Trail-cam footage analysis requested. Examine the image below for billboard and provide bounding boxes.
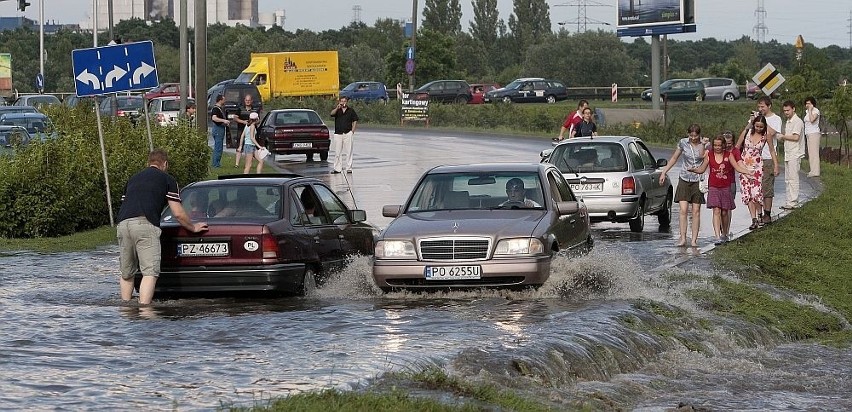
[616,0,694,29]
[0,53,11,92]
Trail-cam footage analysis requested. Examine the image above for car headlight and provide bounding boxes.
[494,238,544,256]
[375,240,416,259]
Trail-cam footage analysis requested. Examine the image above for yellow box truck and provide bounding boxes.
[236,51,339,102]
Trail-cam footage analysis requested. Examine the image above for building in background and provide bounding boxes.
[79,0,264,29]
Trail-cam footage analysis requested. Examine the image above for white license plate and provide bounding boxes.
[292,142,312,148]
[424,266,481,280]
[177,242,229,257]
[570,183,603,192]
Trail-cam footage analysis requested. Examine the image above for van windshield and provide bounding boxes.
[235,73,254,83]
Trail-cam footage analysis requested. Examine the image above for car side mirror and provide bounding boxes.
[656,159,667,168]
[556,201,580,215]
[349,209,367,223]
[540,148,553,159]
[382,205,402,218]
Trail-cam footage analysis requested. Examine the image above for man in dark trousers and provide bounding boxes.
[330,96,359,174]
[116,149,207,304]
[210,95,230,168]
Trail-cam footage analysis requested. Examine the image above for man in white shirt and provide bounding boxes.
[757,97,781,225]
[779,100,805,209]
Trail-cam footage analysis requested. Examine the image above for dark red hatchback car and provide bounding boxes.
[135,174,377,296]
[258,109,330,162]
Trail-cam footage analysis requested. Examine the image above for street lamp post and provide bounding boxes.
[38,0,43,92]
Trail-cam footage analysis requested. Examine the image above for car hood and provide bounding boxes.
[380,210,545,240]
[486,87,517,96]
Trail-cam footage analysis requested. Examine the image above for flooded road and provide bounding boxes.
[1,129,846,410]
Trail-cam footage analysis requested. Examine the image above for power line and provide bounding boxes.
[554,0,612,33]
[753,0,768,43]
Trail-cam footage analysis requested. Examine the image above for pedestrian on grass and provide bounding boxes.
[116,149,207,305]
[803,97,821,177]
[238,112,264,174]
[234,95,262,147]
[738,115,778,230]
[330,96,359,174]
[778,100,805,209]
[209,95,229,168]
[659,123,706,247]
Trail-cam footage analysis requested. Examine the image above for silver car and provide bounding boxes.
[372,163,592,292]
[541,136,672,232]
[148,96,195,126]
[698,77,740,101]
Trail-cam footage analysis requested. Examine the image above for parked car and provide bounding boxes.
[372,162,592,292]
[12,94,61,109]
[468,83,501,104]
[413,80,472,103]
[339,81,388,103]
[99,95,146,122]
[63,95,105,109]
[0,105,38,116]
[483,78,568,104]
[641,79,705,102]
[148,96,195,126]
[135,174,376,295]
[258,109,330,162]
[144,82,195,100]
[698,77,740,101]
[541,136,672,232]
[745,81,782,100]
[206,78,235,100]
[0,112,56,140]
[0,125,33,157]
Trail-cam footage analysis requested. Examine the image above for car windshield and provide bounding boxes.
[0,116,51,134]
[503,80,525,89]
[162,185,282,221]
[0,127,31,146]
[550,143,628,173]
[29,96,60,106]
[406,171,545,212]
[272,111,322,126]
[161,99,191,111]
[235,72,254,83]
[114,97,143,110]
[342,83,358,91]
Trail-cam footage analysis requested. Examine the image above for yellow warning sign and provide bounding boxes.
[752,63,785,96]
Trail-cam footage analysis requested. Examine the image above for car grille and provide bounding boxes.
[419,237,490,261]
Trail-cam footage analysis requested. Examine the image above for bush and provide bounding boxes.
[0,105,210,238]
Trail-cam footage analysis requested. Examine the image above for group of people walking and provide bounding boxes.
[659,96,820,247]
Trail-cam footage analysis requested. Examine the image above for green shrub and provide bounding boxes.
[0,105,210,238]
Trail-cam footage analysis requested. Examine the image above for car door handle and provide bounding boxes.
[313,236,320,243]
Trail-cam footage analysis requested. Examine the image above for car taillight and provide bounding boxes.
[116,110,125,116]
[157,114,165,122]
[622,176,636,195]
[274,128,287,137]
[314,127,329,138]
[261,232,278,259]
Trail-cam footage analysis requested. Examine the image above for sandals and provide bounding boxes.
[749,218,760,230]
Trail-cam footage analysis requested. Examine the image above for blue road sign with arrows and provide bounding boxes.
[71,41,159,97]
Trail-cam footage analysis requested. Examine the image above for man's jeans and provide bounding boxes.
[211,126,225,167]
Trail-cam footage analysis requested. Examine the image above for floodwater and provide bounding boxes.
[2,244,849,411]
[2,129,846,409]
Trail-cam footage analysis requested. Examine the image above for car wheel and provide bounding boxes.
[502,96,512,104]
[629,199,645,232]
[301,267,317,296]
[723,92,735,101]
[306,153,315,162]
[319,150,329,161]
[657,190,673,229]
[696,92,704,101]
[583,235,594,254]
[454,95,468,104]
[546,95,556,104]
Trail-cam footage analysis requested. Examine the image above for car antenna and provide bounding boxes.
[340,171,359,209]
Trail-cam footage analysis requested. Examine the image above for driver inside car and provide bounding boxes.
[499,178,541,208]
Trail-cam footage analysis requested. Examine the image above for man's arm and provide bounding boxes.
[168,200,208,233]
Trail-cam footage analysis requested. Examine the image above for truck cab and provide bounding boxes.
[236,57,270,102]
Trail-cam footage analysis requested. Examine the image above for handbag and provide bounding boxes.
[255,147,270,161]
[699,174,708,194]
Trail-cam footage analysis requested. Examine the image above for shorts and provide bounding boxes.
[761,161,775,198]
[707,186,736,210]
[674,178,705,204]
[243,144,256,154]
[117,217,162,280]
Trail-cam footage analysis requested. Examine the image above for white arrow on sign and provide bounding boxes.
[75,69,101,90]
[105,65,128,88]
[132,62,155,85]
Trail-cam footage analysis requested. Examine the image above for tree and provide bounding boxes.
[422,0,462,35]
[508,0,551,59]
[470,0,499,47]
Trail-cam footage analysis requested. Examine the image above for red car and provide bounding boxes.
[135,175,376,296]
[144,82,196,100]
[258,109,330,162]
[468,83,501,104]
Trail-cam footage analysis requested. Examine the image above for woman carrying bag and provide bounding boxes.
[238,112,266,174]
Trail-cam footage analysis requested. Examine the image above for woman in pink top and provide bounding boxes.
[691,135,753,245]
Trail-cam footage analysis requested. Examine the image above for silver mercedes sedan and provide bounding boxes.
[372,163,592,292]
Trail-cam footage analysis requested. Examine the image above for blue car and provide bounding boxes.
[339,81,388,103]
[0,112,57,140]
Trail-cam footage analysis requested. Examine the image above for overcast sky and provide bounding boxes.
[1,0,850,48]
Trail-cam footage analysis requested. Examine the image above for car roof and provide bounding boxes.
[426,162,550,174]
[151,96,195,101]
[186,174,310,188]
[268,108,319,114]
[514,77,545,82]
[555,136,641,145]
[0,112,49,119]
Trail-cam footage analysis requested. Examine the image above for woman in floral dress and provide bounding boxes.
[738,115,777,229]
